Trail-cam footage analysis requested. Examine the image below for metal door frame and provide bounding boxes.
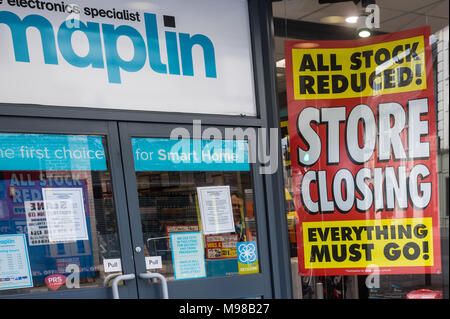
[0,116,138,299]
[118,121,273,299]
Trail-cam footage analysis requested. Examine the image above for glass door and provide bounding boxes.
[118,122,273,299]
[0,117,137,299]
[0,117,274,299]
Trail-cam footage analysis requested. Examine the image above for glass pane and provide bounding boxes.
[0,133,122,296]
[132,138,260,281]
[273,0,449,299]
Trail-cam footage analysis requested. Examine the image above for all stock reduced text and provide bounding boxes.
[291,35,427,99]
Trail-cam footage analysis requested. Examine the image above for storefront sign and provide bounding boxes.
[170,232,206,280]
[0,234,33,290]
[0,0,256,116]
[0,133,106,171]
[285,27,441,276]
[197,186,235,235]
[132,138,249,171]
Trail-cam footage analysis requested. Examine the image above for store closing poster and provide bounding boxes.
[284,26,441,276]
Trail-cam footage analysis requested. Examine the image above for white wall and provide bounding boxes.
[435,26,449,150]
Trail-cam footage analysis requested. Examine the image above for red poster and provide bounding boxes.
[284,27,441,276]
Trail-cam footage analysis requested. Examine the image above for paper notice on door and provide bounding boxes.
[0,234,33,290]
[24,200,50,246]
[197,186,235,235]
[42,188,89,242]
[170,232,206,280]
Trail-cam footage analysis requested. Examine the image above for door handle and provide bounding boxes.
[111,274,136,299]
[104,273,122,287]
[139,272,169,299]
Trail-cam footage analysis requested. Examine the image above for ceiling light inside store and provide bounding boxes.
[358,29,371,38]
[345,16,358,23]
[356,15,372,38]
[276,59,285,68]
[320,16,345,24]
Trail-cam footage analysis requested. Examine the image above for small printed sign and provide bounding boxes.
[45,274,66,291]
[170,232,206,280]
[145,256,163,270]
[205,234,238,259]
[237,241,259,275]
[0,234,33,291]
[24,200,50,246]
[103,258,122,273]
[197,186,236,235]
[42,188,89,243]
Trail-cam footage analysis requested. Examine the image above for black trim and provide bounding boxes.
[249,0,293,299]
[273,17,386,40]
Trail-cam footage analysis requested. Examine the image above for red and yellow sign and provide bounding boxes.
[284,26,441,276]
[205,234,238,259]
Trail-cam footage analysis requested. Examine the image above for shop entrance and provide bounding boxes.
[0,117,273,299]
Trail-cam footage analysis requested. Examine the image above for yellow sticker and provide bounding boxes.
[291,36,426,99]
[302,218,434,269]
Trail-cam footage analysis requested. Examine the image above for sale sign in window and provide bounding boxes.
[284,26,441,276]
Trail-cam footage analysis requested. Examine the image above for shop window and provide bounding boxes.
[273,0,449,299]
[0,133,121,295]
[132,138,261,280]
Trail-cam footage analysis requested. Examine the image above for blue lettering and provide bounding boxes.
[165,31,180,75]
[180,33,217,78]
[0,10,217,83]
[144,13,167,74]
[0,11,58,64]
[58,20,104,69]
[103,23,147,84]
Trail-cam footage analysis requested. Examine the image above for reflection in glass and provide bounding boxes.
[0,134,121,296]
[137,171,259,280]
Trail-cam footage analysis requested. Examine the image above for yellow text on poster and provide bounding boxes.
[302,218,434,269]
[291,36,426,99]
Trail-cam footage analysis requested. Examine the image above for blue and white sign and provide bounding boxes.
[170,232,206,280]
[237,242,258,264]
[0,0,256,116]
[0,133,107,171]
[237,241,259,274]
[0,234,33,290]
[132,138,250,171]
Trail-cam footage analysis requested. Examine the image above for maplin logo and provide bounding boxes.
[0,10,217,83]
